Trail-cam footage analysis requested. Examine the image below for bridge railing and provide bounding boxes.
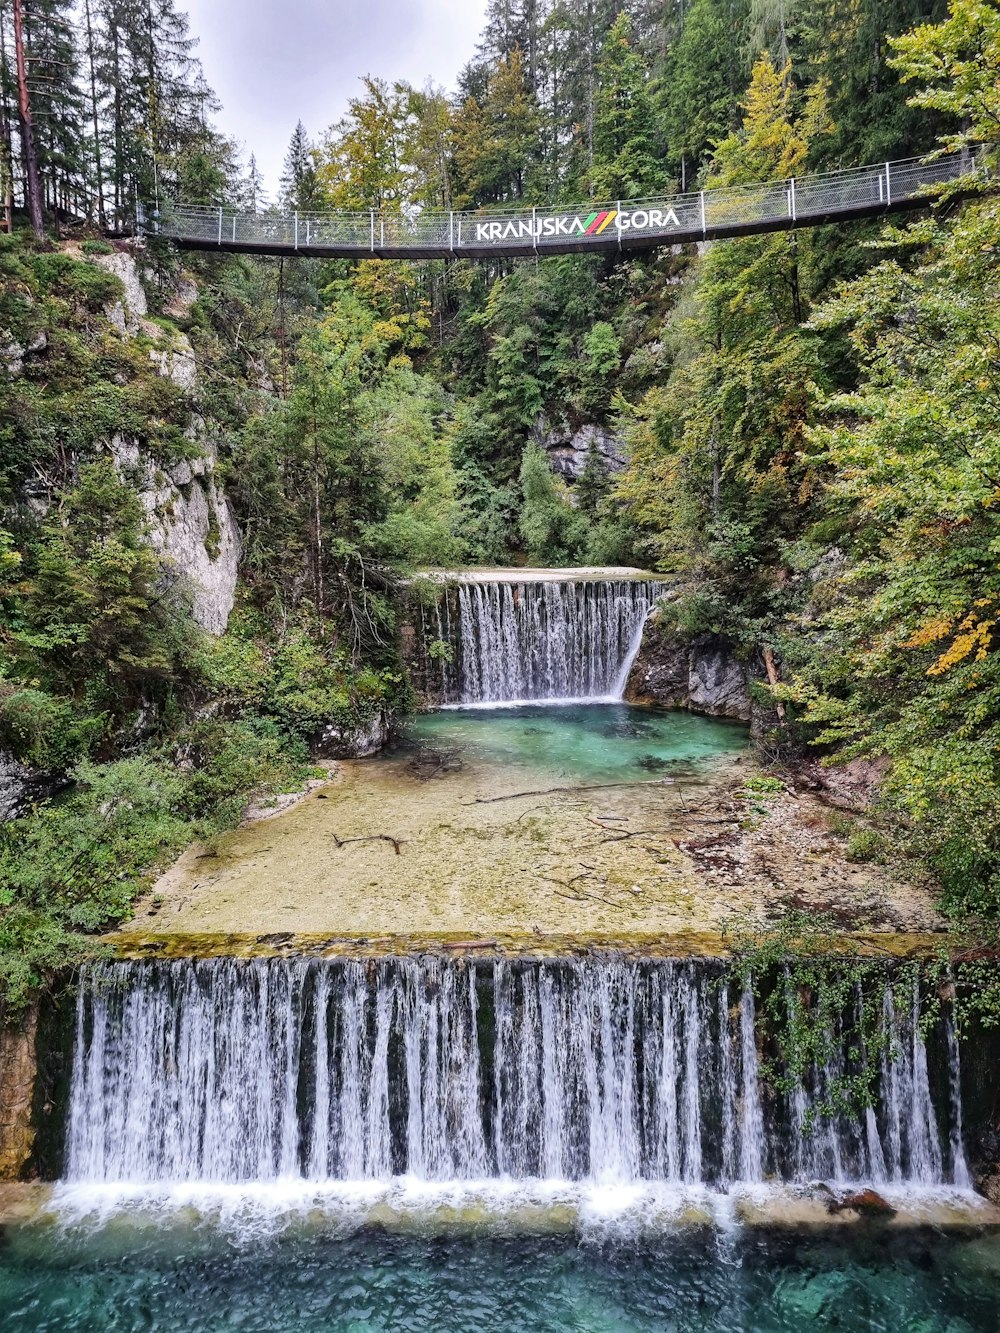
[152,151,983,256]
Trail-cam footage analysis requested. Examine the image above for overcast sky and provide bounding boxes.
[181,0,489,196]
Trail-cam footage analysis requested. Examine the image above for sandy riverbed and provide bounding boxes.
[120,737,942,952]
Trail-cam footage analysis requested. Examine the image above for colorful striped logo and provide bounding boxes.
[583,210,617,235]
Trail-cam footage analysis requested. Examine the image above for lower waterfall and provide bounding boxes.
[65,958,968,1190]
[424,579,663,705]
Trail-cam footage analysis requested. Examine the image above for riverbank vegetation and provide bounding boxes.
[1,0,999,1003]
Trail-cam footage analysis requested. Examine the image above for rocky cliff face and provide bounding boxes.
[0,753,66,823]
[100,251,241,636]
[0,1007,38,1181]
[625,611,778,730]
[113,434,241,635]
[532,415,627,482]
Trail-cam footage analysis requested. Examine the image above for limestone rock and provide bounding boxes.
[625,617,754,721]
[531,416,627,482]
[151,465,241,635]
[688,641,753,718]
[313,714,390,760]
[104,285,242,636]
[149,331,197,391]
[0,331,23,375]
[94,250,148,335]
[0,1007,38,1180]
[794,755,892,812]
[1,327,46,376]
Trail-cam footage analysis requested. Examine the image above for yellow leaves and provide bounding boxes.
[906,597,997,674]
[709,52,832,189]
[905,615,954,648]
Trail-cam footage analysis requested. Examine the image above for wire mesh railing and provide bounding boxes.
[150,151,984,258]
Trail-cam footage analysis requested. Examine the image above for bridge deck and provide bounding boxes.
[152,154,980,261]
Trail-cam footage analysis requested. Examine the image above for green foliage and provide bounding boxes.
[518,443,590,565]
[0,688,97,773]
[889,0,1000,151]
[0,236,193,501]
[660,0,748,175]
[203,615,402,741]
[613,53,829,637]
[3,459,200,724]
[590,14,665,199]
[726,911,931,1123]
[792,189,1000,916]
[0,909,98,1015]
[727,910,1000,1122]
[0,722,314,1010]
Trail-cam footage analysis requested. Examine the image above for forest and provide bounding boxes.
[0,0,998,1004]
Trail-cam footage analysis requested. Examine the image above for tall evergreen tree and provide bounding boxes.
[22,0,87,219]
[11,0,42,234]
[660,0,749,182]
[279,120,320,211]
[590,12,664,197]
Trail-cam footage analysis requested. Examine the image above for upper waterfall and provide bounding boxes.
[414,573,664,706]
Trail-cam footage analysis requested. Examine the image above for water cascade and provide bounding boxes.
[65,957,968,1190]
[419,578,664,705]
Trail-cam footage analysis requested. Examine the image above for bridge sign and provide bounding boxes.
[473,207,683,243]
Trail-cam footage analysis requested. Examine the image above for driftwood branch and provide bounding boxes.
[465,777,675,805]
[332,832,405,855]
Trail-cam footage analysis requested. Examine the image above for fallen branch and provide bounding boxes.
[465,777,675,805]
[332,832,405,855]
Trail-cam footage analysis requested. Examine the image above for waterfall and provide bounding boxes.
[65,958,969,1190]
[437,579,663,705]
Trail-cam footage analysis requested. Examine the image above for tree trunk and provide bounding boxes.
[763,647,787,724]
[12,0,43,237]
[82,0,105,227]
[0,8,16,233]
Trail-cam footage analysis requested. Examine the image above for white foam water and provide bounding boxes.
[64,957,970,1194]
[427,579,663,704]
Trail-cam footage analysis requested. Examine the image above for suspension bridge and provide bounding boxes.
[150,152,980,261]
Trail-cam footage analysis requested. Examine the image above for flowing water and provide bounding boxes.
[64,957,968,1191]
[4,953,994,1330]
[8,573,998,1330]
[419,578,663,704]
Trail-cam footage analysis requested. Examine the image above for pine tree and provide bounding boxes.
[21,0,87,221]
[660,0,749,181]
[279,120,319,211]
[244,152,266,213]
[590,12,664,198]
[11,0,43,234]
[0,3,17,229]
